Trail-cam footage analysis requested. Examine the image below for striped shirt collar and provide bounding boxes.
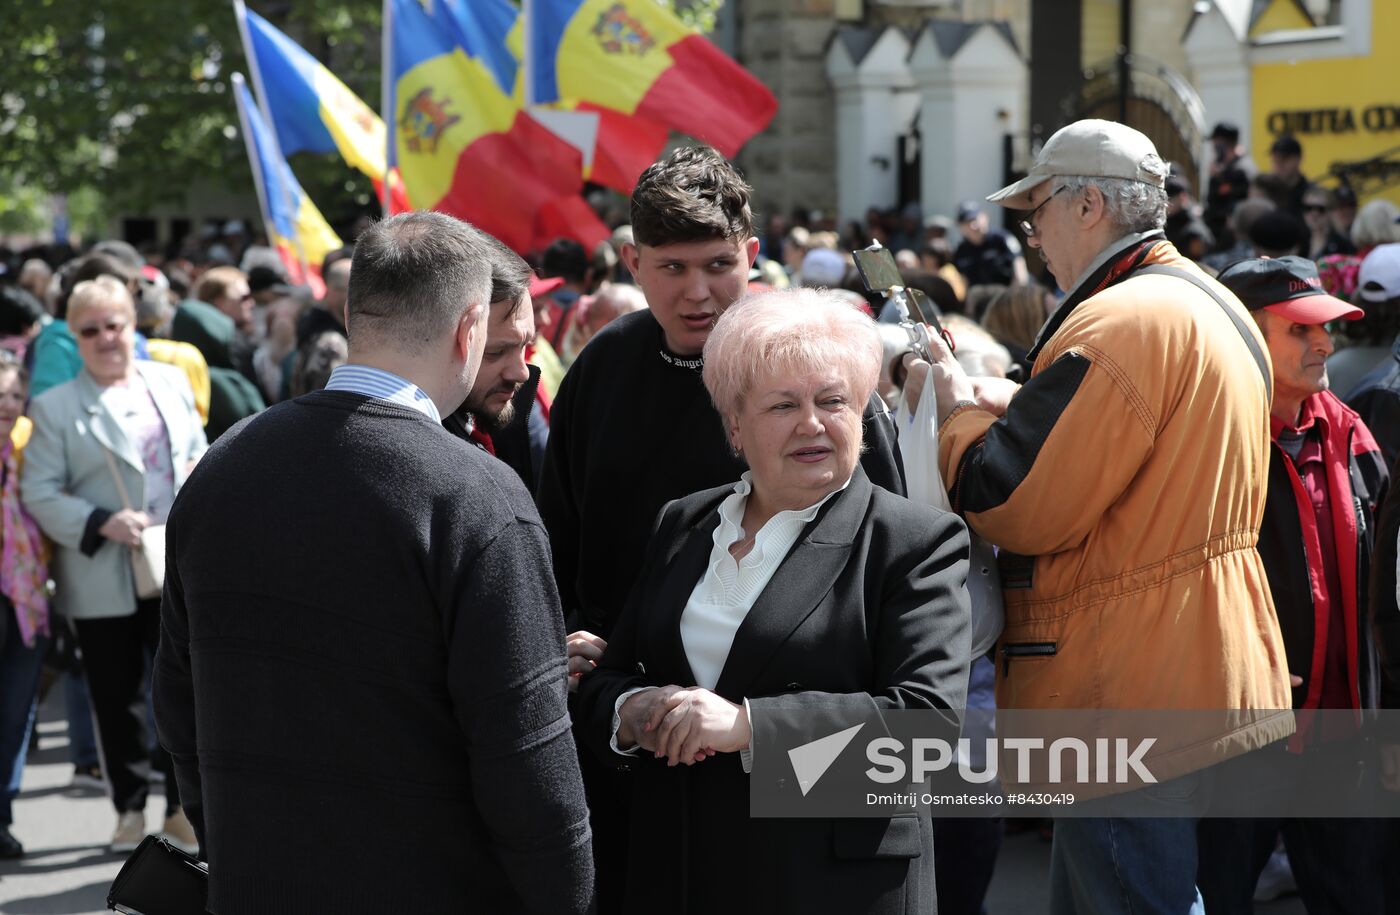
[323,364,441,423]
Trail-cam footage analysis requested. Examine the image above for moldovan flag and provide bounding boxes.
[573,102,670,194]
[528,0,777,158]
[386,0,608,253]
[232,73,343,295]
[235,0,407,211]
[459,0,668,193]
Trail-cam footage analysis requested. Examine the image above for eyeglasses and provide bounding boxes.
[1018,186,1067,238]
[76,319,129,340]
[1304,204,1328,214]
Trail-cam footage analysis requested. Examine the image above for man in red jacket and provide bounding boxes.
[1199,256,1388,914]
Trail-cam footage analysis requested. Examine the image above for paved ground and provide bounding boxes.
[1,689,1307,914]
[0,688,173,915]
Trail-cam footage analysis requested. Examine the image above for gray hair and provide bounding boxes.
[1352,199,1400,249]
[346,212,495,351]
[592,283,648,316]
[1059,175,1167,234]
[293,329,349,397]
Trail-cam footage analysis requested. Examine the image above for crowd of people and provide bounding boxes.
[0,119,1396,914]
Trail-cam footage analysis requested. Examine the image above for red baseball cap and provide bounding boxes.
[1216,256,1362,324]
[529,274,564,298]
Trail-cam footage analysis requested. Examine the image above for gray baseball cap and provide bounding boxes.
[988,119,1168,210]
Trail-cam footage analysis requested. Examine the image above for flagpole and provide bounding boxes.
[233,0,277,146]
[231,73,279,266]
[381,0,394,215]
[233,0,313,283]
[522,0,533,109]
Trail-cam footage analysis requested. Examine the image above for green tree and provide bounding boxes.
[659,0,725,33]
[0,0,721,238]
[0,1,382,234]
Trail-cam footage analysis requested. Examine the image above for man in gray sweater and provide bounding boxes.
[154,212,594,914]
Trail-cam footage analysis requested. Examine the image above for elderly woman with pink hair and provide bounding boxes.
[575,287,971,915]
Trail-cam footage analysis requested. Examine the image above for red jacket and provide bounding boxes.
[1257,390,1389,711]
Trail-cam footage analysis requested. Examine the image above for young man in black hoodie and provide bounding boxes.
[537,144,904,911]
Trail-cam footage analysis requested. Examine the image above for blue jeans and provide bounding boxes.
[1050,771,1207,915]
[1051,817,1205,915]
[0,606,47,825]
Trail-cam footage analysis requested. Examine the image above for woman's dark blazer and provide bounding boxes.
[575,466,972,915]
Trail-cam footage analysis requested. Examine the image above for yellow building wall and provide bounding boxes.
[1252,0,1400,206]
[1249,0,1316,37]
[1081,0,1120,68]
[834,0,863,20]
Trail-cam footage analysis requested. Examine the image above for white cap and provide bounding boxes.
[800,248,846,287]
[1358,243,1400,303]
[988,119,1168,210]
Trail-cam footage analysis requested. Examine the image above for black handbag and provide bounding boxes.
[107,835,209,915]
[43,610,83,675]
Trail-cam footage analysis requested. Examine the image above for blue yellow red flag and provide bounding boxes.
[235,0,407,211]
[385,0,608,253]
[528,0,776,158]
[438,0,518,96]
[447,0,666,193]
[231,72,343,296]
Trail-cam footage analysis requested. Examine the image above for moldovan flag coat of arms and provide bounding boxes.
[528,0,777,158]
[231,73,343,292]
[386,0,608,253]
[234,1,407,211]
[456,0,669,195]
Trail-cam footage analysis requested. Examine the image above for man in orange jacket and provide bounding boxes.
[908,119,1293,914]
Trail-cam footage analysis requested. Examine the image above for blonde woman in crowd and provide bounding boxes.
[21,276,206,854]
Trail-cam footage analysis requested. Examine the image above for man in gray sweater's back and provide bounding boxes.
[154,212,594,914]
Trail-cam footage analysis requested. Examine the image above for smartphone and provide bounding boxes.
[852,246,903,292]
[853,246,954,350]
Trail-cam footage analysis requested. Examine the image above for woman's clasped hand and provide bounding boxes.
[617,685,751,766]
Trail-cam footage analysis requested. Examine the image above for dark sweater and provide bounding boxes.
[536,308,906,638]
[153,391,593,914]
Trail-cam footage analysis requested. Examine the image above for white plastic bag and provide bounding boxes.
[895,377,1004,657]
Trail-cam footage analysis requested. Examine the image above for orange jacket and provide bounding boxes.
[939,237,1293,778]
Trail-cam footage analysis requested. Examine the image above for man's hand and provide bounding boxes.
[99,509,151,547]
[565,630,607,693]
[970,377,1020,418]
[903,323,1009,422]
[648,688,749,767]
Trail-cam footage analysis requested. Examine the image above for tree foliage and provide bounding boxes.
[1,1,248,211]
[0,0,720,236]
[0,1,385,231]
[659,0,725,33]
